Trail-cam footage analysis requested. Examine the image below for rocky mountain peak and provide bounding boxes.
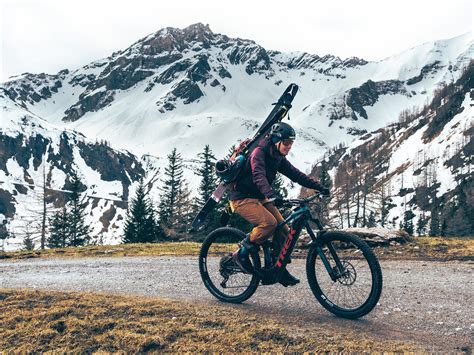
[137,23,215,54]
[182,23,213,39]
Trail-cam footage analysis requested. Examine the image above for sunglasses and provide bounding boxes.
[281,139,294,146]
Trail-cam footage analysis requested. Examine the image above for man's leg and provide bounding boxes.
[230,199,278,273]
[231,199,278,244]
[261,200,289,255]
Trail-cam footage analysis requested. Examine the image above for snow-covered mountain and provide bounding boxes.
[1,23,472,248]
[0,89,155,250]
[3,24,472,165]
[306,62,473,235]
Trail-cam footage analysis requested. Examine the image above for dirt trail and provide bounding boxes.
[1,257,472,352]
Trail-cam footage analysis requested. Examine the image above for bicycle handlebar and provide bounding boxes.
[269,192,326,206]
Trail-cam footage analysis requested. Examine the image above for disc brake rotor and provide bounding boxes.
[333,260,357,286]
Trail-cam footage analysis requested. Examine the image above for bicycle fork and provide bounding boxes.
[306,223,346,282]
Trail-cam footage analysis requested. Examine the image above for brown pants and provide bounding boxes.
[230,198,290,249]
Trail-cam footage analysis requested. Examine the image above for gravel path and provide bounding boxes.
[1,257,472,352]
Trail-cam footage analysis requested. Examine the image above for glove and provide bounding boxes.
[271,197,285,207]
[318,187,330,197]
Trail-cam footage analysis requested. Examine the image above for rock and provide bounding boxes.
[210,79,220,87]
[171,79,204,104]
[344,227,412,247]
[186,55,212,83]
[345,80,409,120]
[64,90,115,121]
[217,66,232,79]
[406,61,442,85]
[155,60,192,85]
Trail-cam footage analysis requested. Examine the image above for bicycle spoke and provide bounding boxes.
[314,239,374,311]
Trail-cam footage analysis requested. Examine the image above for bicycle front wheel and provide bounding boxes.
[306,231,383,319]
[199,227,260,303]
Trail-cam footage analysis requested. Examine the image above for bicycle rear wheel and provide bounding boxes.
[199,227,260,303]
[306,231,383,319]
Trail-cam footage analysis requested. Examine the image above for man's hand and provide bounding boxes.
[318,187,330,197]
[271,197,285,207]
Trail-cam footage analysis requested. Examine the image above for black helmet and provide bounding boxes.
[270,122,296,143]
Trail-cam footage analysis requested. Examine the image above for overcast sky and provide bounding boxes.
[0,0,472,81]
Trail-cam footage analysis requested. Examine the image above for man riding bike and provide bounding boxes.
[230,122,330,287]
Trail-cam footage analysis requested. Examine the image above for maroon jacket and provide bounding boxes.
[230,137,324,200]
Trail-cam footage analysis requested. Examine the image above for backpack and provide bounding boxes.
[215,138,251,183]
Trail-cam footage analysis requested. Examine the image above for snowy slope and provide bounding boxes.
[312,63,473,234]
[0,90,150,250]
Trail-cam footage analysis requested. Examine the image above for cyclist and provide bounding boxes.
[230,122,329,286]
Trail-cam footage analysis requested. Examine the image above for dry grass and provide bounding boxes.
[0,289,420,353]
[373,236,474,261]
[0,242,203,260]
[1,237,473,261]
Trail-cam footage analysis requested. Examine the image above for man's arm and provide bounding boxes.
[278,158,326,191]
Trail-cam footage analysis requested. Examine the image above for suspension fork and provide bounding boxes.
[306,223,345,281]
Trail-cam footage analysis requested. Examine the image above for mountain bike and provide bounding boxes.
[198,193,383,319]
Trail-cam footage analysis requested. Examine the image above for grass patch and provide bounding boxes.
[0,289,420,352]
[374,236,474,261]
[0,242,203,260]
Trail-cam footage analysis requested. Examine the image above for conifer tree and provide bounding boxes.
[197,145,217,206]
[48,208,69,248]
[401,210,415,235]
[319,159,332,189]
[429,209,440,236]
[194,145,224,233]
[367,211,377,228]
[22,229,35,251]
[416,214,428,236]
[124,181,164,243]
[271,173,288,199]
[159,148,184,228]
[406,219,414,235]
[68,172,91,246]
